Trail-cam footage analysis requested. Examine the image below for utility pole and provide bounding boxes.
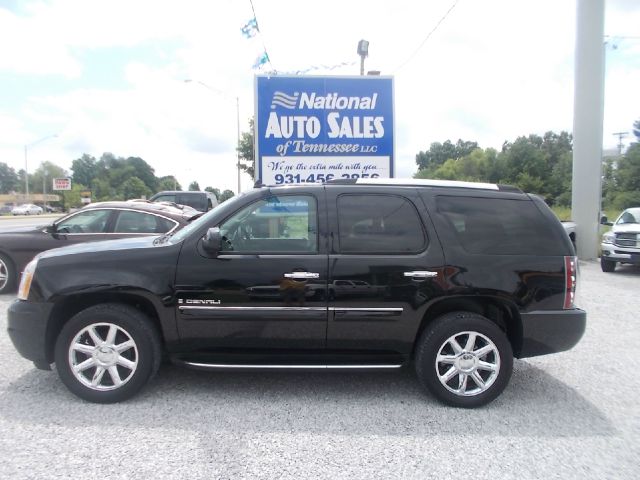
[571,0,605,260]
[43,169,48,210]
[612,131,628,155]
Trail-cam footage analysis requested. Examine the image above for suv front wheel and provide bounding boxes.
[415,311,513,408]
[54,303,162,403]
[600,257,616,272]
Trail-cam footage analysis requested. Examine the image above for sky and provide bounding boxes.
[0,0,638,193]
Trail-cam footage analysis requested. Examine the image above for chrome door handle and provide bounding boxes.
[284,272,320,279]
[403,271,438,278]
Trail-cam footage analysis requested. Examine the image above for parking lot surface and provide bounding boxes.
[0,261,638,479]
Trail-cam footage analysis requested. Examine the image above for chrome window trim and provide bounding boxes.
[46,207,180,235]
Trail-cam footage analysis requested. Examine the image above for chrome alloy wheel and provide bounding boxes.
[68,323,139,391]
[0,258,8,291]
[435,331,500,396]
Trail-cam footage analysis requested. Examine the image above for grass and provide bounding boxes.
[550,206,619,223]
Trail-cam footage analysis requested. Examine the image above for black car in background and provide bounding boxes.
[0,201,199,294]
[149,191,218,212]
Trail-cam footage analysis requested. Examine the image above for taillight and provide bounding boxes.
[563,256,577,309]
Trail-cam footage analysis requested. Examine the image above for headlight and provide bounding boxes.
[18,258,38,300]
[602,232,615,244]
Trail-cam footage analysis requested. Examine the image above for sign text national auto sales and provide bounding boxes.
[255,75,394,185]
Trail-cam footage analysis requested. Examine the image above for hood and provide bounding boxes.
[37,235,161,260]
[0,225,48,234]
[611,224,640,234]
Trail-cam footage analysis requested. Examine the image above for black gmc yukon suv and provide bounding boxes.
[7,179,585,407]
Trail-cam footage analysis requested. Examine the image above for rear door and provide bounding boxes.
[325,186,445,354]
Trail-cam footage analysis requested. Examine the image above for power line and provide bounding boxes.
[394,0,460,73]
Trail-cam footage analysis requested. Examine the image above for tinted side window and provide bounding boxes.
[436,196,564,255]
[178,194,206,211]
[153,194,176,203]
[337,195,426,254]
[114,211,176,234]
[56,209,112,234]
[219,195,317,253]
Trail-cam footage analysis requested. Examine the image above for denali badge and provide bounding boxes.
[178,299,222,305]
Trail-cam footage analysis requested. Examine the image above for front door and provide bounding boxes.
[175,189,328,350]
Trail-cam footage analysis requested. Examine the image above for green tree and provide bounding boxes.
[120,176,151,200]
[71,154,97,187]
[415,139,478,172]
[31,161,67,194]
[607,142,640,209]
[61,183,87,210]
[188,181,200,191]
[158,175,181,191]
[204,186,220,200]
[238,118,255,178]
[0,162,19,194]
[126,157,157,192]
[219,189,235,202]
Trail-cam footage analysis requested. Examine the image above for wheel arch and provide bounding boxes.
[413,296,523,358]
[45,293,166,363]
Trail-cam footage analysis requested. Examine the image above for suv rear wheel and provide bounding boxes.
[415,311,513,408]
[54,303,161,403]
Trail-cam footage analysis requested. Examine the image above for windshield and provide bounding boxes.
[167,191,252,244]
[616,208,640,225]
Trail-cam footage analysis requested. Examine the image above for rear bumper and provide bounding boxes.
[518,308,586,358]
[7,300,54,369]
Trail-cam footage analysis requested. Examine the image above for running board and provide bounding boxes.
[177,360,403,371]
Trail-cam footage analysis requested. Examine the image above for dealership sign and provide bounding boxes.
[52,178,72,191]
[255,75,394,185]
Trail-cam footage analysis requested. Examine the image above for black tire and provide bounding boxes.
[54,303,162,403]
[415,311,513,408]
[600,257,616,272]
[0,253,16,294]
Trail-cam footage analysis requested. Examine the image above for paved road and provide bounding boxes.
[0,261,638,479]
[0,215,63,230]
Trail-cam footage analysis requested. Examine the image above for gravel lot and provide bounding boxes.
[1,260,638,479]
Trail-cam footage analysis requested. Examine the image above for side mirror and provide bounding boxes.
[45,224,57,234]
[202,227,222,255]
[600,216,613,226]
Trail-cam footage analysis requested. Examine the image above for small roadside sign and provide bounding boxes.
[53,178,72,191]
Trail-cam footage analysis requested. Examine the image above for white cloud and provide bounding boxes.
[0,9,82,76]
[1,0,638,191]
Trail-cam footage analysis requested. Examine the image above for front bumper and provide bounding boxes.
[7,300,54,369]
[601,244,640,264]
[518,308,586,358]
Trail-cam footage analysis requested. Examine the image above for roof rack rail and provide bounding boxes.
[326,178,521,192]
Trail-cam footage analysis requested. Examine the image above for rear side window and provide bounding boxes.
[337,194,426,254]
[436,196,564,255]
[114,211,177,234]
